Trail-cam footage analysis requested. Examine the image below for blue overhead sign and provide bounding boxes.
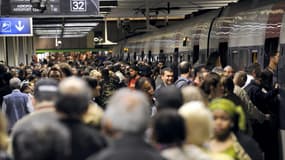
[0,18,33,36]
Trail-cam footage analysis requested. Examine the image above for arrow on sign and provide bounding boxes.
[15,21,24,31]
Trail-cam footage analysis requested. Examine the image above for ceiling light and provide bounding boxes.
[64,23,99,27]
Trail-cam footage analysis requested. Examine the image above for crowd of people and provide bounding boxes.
[0,50,281,160]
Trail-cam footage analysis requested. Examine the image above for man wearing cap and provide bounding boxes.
[32,78,59,112]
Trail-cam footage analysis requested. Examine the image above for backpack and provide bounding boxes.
[175,78,191,89]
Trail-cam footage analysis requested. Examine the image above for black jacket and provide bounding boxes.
[235,132,263,160]
[89,134,165,160]
[245,80,279,114]
[60,118,107,160]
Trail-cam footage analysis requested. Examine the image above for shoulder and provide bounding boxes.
[87,148,116,160]
[0,151,11,160]
[235,132,263,160]
[184,145,212,160]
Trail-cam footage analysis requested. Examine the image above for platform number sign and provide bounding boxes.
[70,0,87,12]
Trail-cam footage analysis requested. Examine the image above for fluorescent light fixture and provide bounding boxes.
[38,34,86,38]
[64,23,99,27]
[34,24,62,27]
[100,6,117,8]
[64,28,93,32]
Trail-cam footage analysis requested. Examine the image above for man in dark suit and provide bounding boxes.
[55,77,107,160]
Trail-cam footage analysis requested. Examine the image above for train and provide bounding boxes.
[113,0,285,88]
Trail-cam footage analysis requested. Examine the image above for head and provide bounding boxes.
[200,72,223,100]
[269,50,280,66]
[135,77,154,100]
[71,67,78,76]
[179,101,213,146]
[9,77,21,90]
[233,71,247,87]
[193,64,208,87]
[129,65,139,78]
[48,67,63,82]
[84,76,101,98]
[156,86,183,110]
[89,69,102,81]
[152,109,186,146]
[209,98,246,140]
[55,77,91,118]
[220,76,234,95]
[223,65,234,79]
[138,65,152,77]
[12,117,70,160]
[102,88,150,136]
[179,61,191,75]
[34,78,58,104]
[25,67,33,78]
[245,63,261,78]
[181,86,208,105]
[261,70,273,91]
[20,81,34,94]
[59,63,73,78]
[160,67,174,85]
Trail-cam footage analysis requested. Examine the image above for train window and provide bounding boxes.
[251,50,258,63]
[231,49,249,70]
[231,50,239,70]
[193,45,199,64]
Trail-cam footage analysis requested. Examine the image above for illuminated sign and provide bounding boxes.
[1,0,99,16]
[0,17,33,36]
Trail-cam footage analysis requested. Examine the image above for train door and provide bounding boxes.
[279,44,285,160]
[264,37,279,68]
[219,42,228,68]
[193,45,199,64]
[133,52,137,61]
[277,44,285,131]
[187,52,191,63]
[174,48,179,64]
[229,48,250,71]
[170,55,173,63]
[148,51,152,62]
[141,51,145,61]
[278,44,285,88]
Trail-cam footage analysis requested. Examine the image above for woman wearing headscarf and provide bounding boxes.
[208,98,263,160]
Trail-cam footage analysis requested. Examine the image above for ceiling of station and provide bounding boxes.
[104,0,239,19]
[33,0,240,38]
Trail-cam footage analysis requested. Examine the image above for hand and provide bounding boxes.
[274,83,279,89]
[265,114,271,121]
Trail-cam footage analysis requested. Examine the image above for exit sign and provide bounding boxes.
[70,0,87,12]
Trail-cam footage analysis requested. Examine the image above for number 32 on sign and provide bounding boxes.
[70,0,87,12]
